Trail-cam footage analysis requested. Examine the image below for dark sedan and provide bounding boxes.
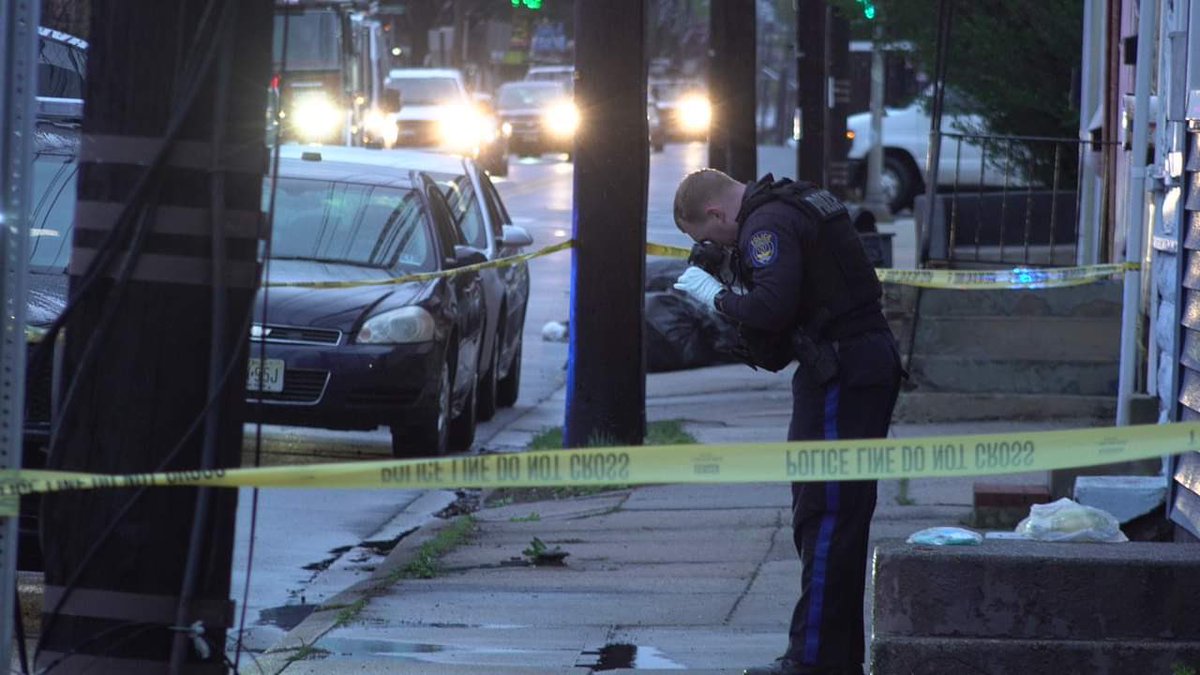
[495,80,578,157]
[247,156,487,457]
[278,144,533,422]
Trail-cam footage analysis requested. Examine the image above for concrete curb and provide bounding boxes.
[252,513,469,673]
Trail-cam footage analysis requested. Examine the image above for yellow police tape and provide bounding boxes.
[0,423,1193,517]
[645,241,1138,290]
[263,239,575,290]
[258,239,1134,292]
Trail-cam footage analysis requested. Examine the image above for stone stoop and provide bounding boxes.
[870,540,1200,674]
[884,280,1122,423]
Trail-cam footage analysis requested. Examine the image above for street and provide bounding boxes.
[228,141,799,655]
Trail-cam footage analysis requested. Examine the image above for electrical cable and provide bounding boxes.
[32,0,231,661]
[32,304,259,664]
[168,1,238,670]
[232,5,290,666]
[11,582,29,674]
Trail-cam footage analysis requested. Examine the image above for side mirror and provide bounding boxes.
[449,245,488,269]
[381,89,402,114]
[499,225,533,248]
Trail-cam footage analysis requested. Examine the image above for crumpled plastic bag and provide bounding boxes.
[1014,497,1129,543]
[906,526,984,546]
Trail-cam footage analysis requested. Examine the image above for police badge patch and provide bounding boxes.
[747,230,778,267]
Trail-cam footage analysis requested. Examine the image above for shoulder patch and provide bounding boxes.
[802,189,848,218]
[747,230,779,268]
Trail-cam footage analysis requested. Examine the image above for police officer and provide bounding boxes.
[672,169,902,675]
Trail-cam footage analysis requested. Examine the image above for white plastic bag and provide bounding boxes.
[1014,497,1128,543]
[906,526,984,546]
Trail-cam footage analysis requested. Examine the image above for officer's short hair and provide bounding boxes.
[674,168,740,230]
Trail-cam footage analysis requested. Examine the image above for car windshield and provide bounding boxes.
[387,77,461,105]
[498,84,565,108]
[270,178,436,273]
[274,11,341,71]
[27,147,78,271]
[649,81,700,103]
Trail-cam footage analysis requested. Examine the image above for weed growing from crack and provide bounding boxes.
[390,515,477,581]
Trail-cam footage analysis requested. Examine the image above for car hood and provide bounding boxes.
[27,270,68,328]
[498,106,545,118]
[257,259,431,332]
[393,104,456,122]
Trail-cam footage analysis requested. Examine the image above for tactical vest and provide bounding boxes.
[735,177,886,340]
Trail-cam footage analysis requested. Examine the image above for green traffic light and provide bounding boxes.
[864,4,875,19]
[526,0,542,8]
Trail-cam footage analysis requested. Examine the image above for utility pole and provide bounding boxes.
[38,1,272,672]
[0,0,40,667]
[826,7,851,198]
[795,0,828,185]
[708,0,757,180]
[565,0,648,448]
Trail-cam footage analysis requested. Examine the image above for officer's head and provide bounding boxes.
[673,168,744,247]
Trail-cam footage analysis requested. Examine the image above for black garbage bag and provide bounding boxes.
[645,291,742,372]
[645,258,690,292]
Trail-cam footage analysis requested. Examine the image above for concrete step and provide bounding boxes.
[917,281,1123,319]
[872,541,1200,641]
[893,392,1116,423]
[912,316,1119,361]
[907,356,1118,395]
[870,636,1200,675]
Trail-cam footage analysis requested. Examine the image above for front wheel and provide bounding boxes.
[477,336,500,422]
[391,361,450,458]
[496,336,522,408]
[882,155,919,213]
[447,373,477,454]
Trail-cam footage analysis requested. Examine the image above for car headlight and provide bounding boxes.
[364,109,399,146]
[292,94,343,142]
[678,94,711,133]
[357,306,437,344]
[544,100,580,139]
[501,121,513,138]
[437,105,485,153]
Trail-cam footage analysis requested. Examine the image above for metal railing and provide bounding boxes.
[923,132,1118,268]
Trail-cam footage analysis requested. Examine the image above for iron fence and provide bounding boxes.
[921,132,1119,268]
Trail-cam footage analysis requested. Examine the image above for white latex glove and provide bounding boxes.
[673,266,725,309]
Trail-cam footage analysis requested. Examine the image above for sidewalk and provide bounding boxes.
[248,364,1075,674]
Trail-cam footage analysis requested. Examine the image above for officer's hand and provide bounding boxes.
[673,266,724,309]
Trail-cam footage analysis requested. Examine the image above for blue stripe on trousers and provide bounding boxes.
[804,382,841,664]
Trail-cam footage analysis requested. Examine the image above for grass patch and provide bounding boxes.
[389,515,477,581]
[285,641,331,663]
[332,597,368,628]
[488,420,697,506]
[509,512,541,522]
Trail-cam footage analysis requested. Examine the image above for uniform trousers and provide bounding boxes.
[784,329,902,669]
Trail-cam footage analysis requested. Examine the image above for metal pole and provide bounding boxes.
[1116,0,1159,425]
[919,0,953,264]
[862,26,892,222]
[0,0,40,666]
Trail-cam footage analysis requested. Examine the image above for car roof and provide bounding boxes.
[276,144,470,178]
[275,155,419,189]
[500,80,564,90]
[528,65,573,73]
[388,68,462,80]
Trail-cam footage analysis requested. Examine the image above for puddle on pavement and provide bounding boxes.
[314,636,548,662]
[588,643,686,671]
[258,603,319,631]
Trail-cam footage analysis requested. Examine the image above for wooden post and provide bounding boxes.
[38,1,272,671]
[564,0,648,448]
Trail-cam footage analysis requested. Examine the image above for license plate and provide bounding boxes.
[247,358,285,393]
